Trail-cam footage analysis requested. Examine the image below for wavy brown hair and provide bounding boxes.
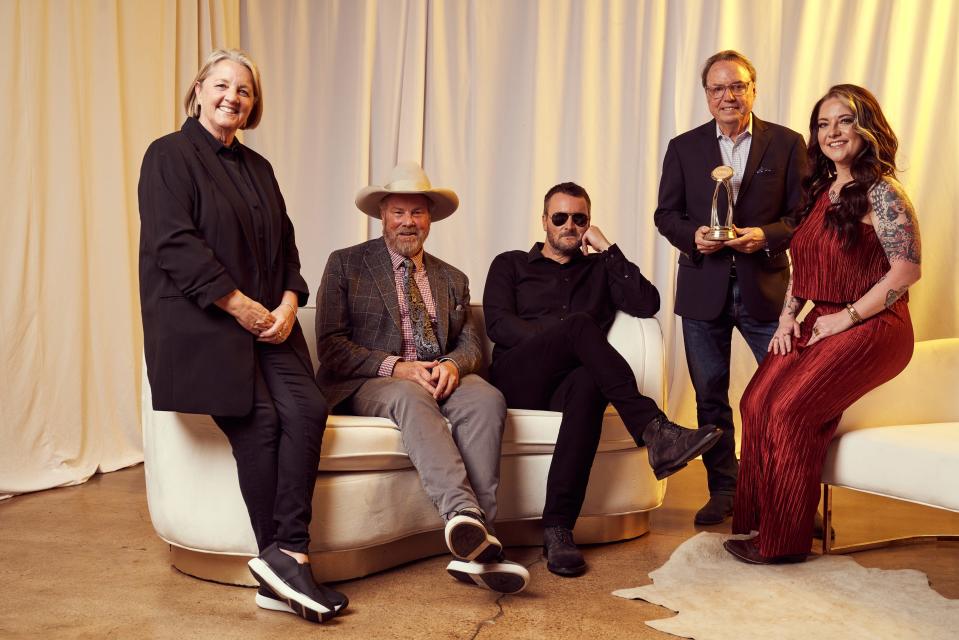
[798,84,898,247]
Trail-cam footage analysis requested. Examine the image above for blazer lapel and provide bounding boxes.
[181,119,258,257]
[366,240,403,332]
[739,115,770,200]
[701,121,724,170]
[424,253,450,351]
[699,122,729,216]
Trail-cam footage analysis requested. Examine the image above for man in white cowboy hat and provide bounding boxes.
[315,161,529,594]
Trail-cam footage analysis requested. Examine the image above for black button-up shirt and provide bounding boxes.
[195,120,273,302]
[483,243,660,362]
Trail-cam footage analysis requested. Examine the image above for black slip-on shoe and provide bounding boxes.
[695,494,735,525]
[248,544,345,623]
[543,526,587,577]
[444,509,503,564]
[446,555,530,594]
[643,416,723,480]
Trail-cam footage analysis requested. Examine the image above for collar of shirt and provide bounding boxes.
[191,117,244,158]
[715,113,753,144]
[526,242,585,265]
[387,245,425,272]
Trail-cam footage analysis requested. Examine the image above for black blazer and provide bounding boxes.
[138,117,311,416]
[654,116,807,322]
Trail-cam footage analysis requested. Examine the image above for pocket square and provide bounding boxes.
[454,304,464,311]
[755,166,775,175]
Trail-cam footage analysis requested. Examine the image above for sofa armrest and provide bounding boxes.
[837,337,959,434]
[606,313,666,410]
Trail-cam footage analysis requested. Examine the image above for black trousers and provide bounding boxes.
[490,313,662,529]
[213,342,328,554]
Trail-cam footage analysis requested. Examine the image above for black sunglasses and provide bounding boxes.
[550,212,589,227]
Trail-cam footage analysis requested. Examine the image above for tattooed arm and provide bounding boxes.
[769,272,807,354]
[807,178,921,346]
[856,179,921,312]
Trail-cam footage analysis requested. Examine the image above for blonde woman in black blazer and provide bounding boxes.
[138,48,346,624]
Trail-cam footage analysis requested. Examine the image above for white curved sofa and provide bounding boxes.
[142,305,667,585]
[821,337,959,553]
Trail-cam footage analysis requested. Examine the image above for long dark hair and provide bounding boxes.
[798,84,899,247]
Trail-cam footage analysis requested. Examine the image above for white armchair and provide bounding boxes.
[821,337,959,552]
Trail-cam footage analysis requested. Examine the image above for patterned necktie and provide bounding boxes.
[403,258,441,361]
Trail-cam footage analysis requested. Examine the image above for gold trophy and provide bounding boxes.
[708,165,736,241]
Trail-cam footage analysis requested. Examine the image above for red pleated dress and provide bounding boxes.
[732,191,914,557]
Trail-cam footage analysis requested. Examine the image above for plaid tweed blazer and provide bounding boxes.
[315,237,481,408]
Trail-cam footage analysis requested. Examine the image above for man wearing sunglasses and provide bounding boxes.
[653,50,807,527]
[483,182,722,577]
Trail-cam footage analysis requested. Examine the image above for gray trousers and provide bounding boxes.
[348,374,506,522]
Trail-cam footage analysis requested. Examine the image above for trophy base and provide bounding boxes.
[707,227,736,241]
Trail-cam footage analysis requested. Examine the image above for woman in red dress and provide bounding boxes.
[725,85,922,563]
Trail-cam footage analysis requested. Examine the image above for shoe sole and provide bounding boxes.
[445,516,503,563]
[248,559,335,623]
[723,540,806,565]
[653,427,723,480]
[446,560,529,594]
[541,549,587,577]
[255,592,295,614]
[694,512,732,525]
[256,591,346,616]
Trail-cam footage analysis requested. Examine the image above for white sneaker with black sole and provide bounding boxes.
[446,558,530,594]
[444,509,503,563]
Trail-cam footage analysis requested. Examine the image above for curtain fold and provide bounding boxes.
[0,0,239,498]
[3,0,956,497]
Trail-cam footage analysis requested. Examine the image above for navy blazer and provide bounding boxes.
[654,116,807,322]
[138,117,311,416]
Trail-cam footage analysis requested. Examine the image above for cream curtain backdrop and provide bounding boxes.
[0,0,243,499]
[2,0,956,498]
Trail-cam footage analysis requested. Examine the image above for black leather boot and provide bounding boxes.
[643,415,722,480]
[695,494,734,525]
[543,526,587,577]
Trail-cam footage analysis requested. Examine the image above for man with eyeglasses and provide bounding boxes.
[483,182,721,577]
[654,50,807,527]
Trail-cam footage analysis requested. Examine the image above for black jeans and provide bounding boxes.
[213,342,328,554]
[490,313,662,529]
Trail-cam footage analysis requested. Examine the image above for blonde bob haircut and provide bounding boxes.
[183,48,263,130]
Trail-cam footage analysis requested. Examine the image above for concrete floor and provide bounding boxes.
[1,461,956,639]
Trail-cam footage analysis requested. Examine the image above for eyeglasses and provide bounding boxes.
[705,81,752,99]
[550,212,589,227]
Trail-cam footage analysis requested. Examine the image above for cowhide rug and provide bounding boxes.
[613,532,959,639]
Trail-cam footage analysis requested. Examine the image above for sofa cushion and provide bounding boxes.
[319,407,638,472]
[823,423,959,512]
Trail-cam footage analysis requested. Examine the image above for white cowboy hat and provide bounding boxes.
[355,161,459,221]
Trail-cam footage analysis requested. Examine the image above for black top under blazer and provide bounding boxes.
[138,117,311,416]
[654,116,807,323]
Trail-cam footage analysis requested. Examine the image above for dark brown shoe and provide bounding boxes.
[695,494,734,525]
[812,511,836,541]
[723,538,807,565]
[642,416,722,480]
